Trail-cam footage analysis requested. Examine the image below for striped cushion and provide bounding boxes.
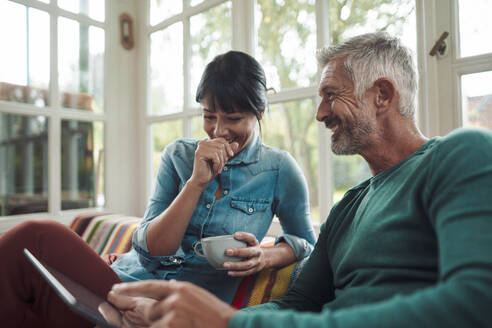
[70,213,302,308]
[70,213,140,256]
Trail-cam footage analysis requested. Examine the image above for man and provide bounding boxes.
[107,32,492,328]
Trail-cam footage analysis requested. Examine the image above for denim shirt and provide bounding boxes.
[111,133,316,303]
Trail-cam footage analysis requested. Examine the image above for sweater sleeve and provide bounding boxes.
[229,128,492,328]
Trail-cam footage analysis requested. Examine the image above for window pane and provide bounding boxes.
[0,113,49,216]
[190,0,204,6]
[191,115,208,140]
[0,2,50,107]
[190,2,232,103]
[150,23,183,115]
[458,0,492,58]
[255,0,317,91]
[333,155,371,204]
[58,18,105,113]
[151,120,183,177]
[461,71,492,130]
[61,120,104,210]
[58,0,105,22]
[262,99,320,222]
[333,0,416,51]
[149,0,182,26]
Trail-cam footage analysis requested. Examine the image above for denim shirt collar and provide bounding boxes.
[227,131,261,165]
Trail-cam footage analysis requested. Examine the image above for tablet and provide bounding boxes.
[23,248,122,328]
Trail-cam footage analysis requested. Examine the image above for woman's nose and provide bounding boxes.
[213,122,228,138]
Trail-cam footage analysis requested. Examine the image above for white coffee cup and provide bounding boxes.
[193,235,247,269]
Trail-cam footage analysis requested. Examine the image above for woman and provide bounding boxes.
[0,51,315,327]
[111,50,315,300]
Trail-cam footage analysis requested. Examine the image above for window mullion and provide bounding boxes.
[48,115,61,216]
[232,0,254,54]
[315,0,332,222]
[48,0,61,216]
[183,12,192,138]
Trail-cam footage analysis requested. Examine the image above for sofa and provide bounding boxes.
[70,212,306,309]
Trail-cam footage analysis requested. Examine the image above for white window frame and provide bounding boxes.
[136,0,333,235]
[0,0,115,232]
[423,0,492,136]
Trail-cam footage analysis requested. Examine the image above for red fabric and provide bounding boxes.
[0,220,121,328]
[231,275,253,309]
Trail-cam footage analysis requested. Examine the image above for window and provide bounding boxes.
[147,0,233,180]
[259,0,416,219]
[0,0,107,217]
[433,0,492,133]
[142,0,418,225]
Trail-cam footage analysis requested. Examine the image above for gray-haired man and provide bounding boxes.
[108,32,492,328]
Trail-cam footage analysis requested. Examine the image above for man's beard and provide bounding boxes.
[331,109,374,155]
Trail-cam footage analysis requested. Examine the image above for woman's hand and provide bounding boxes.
[222,232,267,277]
[190,138,239,188]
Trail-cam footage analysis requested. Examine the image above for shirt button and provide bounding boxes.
[206,203,211,209]
[223,166,228,171]
[248,207,253,213]
[223,190,228,195]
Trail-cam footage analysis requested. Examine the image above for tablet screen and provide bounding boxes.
[24,248,122,328]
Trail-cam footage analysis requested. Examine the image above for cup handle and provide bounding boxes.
[193,241,205,257]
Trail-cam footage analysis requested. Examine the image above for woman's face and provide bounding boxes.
[201,97,262,154]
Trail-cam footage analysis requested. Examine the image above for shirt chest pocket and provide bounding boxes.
[222,198,272,235]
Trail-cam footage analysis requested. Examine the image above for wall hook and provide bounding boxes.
[119,13,134,50]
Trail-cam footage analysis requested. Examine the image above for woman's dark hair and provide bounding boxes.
[195,51,267,122]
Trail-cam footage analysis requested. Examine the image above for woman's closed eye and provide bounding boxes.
[203,115,216,121]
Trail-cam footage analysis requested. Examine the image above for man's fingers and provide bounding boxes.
[110,280,175,300]
[106,292,136,310]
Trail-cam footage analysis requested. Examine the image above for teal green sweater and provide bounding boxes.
[230,128,492,328]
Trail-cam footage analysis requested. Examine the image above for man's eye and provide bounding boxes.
[325,92,335,101]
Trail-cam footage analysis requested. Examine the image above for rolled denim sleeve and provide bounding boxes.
[274,152,316,260]
[275,234,314,260]
[132,141,185,269]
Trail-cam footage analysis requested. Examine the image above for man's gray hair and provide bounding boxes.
[316,32,417,117]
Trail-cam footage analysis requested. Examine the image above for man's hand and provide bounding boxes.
[108,280,237,328]
[105,293,157,328]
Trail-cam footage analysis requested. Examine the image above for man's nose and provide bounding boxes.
[316,101,329,122]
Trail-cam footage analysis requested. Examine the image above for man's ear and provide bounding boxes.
[373,78,395,112]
